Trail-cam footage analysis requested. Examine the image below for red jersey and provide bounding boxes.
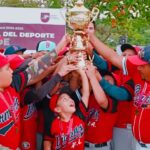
[0,70,27,149]
[44,90,87,150]
[114,71,134,127]
[20,103,37,150]
[85,94,118,143]
[0,87,21,149]
[115,101,132,127]
[49,115,85,150]
[37,109,44,134]
[123,56,150,143]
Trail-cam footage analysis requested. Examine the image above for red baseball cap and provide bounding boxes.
[0,48,4,53]
[0,53,12,68]
[128,45,150,66]
[49,94,59,112]
[134,46,140,53]
[6,54,25,70]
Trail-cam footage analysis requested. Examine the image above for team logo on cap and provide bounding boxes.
[13,46,19,51]
[41,13,50,23]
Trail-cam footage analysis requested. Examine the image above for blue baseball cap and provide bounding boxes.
[36,41,56,52]
[4,45,26,55]
[128,45,150,66]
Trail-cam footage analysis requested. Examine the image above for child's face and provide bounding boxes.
[87,22,95,33]
[56,93,76,114]
[0,64,13,89]
[122,49,136,57]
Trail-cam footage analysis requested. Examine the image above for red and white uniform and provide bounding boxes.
[44,94,87,150]
[20,103,37,150]
[115,72,134,128]
[123,56,150,143]
[0,87,21,149]
[0,69,27,149]
[48,115,85,150]
[85,94,118,143]
[19,87,38,150]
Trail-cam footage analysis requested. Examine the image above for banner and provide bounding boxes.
[0,7,66,50]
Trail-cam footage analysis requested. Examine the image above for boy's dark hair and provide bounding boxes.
[59,86,74,97]
[121,44,136,53]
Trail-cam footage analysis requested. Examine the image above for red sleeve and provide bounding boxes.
[44,121,55,141]
[11,71,28,92]
[78,101,88,117]
[123,80,134,97]
[103,96,118,113]
[44,135,54,141]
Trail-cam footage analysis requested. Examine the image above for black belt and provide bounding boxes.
[138,142,148,148]
[85,142,107,148]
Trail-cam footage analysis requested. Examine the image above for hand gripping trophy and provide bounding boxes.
[67,0,99,69]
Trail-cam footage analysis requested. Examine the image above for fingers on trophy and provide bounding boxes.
[66,0,99,69]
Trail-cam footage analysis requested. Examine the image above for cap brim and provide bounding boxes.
[128,55,148,66]
[16,48,26,53]
[49,94,59,112]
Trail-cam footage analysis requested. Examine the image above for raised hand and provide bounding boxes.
[58,64,78,77]
[85,63,97,79]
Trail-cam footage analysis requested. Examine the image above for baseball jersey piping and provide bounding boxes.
[122,57,128,75]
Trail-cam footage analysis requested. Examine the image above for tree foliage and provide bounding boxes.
[0,0,150,46]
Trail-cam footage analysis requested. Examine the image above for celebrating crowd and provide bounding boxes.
[0,22,150,150]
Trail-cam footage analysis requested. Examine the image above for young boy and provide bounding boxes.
[0,51,75,149]
[44,69,89,150]
[85,64,118,150]
[0,54,22,149]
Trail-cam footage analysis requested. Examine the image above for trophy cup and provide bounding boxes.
[67,0,99,69]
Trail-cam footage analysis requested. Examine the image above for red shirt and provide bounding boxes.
[0,70,27,149]
[115,101,132,127]
[37,109,44,134]
[44,93,87,150]
[85,94,118,143]
[114,71,134,127]
[123,56,150,143]
[0,87,20,149]
[107,62,134,128]
[20,103,37,150]
[50,115,85,150]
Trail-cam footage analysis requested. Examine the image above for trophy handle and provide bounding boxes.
[66,11,71,27]
[91,7,99,22]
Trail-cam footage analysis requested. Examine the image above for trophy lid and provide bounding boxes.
[69,0,90,14]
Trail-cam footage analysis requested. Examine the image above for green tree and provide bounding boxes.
[1,0,150,46]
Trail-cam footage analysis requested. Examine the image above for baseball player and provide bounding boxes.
[44,69,89,150]
[89,32,150,150]
[85,64,118,150]
[92,44,137,150]
[0,48,61,149]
